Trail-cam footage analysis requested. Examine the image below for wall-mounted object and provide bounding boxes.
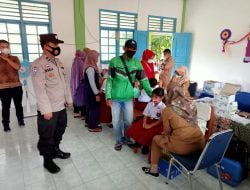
[220,29,250,63]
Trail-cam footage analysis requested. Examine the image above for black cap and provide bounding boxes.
[125,39,137,49]
[39,33,64,44]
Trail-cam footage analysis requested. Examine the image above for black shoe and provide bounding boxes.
[43,158,60,174]
[53,147,71,159]
[128,142,141,149]
[18,120,25,127]
[141,145,149,155]
[142,167,159,177]
[3,125,11,132]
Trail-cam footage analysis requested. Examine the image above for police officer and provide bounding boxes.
[31,33,72,174]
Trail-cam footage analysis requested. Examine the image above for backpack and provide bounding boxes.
[225,125,249,179]
[225,135,248,165]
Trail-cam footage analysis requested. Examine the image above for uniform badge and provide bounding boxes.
[45,64,51,69]
[32,66,38,73]
[45,64,54,72]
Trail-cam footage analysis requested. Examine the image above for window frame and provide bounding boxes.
[148,15,176,33]
[0,0,52,62]
[99,9,137,64]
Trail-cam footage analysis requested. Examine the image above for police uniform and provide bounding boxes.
[30,34,72,161]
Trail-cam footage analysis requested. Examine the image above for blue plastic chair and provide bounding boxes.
[166,129,234,190]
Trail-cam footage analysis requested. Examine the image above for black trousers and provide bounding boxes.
[37,109,67,158]
[85,101,100,129]
[0,86,24,126]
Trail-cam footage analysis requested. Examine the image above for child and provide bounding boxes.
[134,78,158,111]
[99,69,112,126]
[127,87,166,153]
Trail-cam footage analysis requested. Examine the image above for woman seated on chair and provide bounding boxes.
[170,66,190,97]
[142,82,205,177]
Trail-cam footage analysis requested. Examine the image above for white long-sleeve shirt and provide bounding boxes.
[86,67,99,95]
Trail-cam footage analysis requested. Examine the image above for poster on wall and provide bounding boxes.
[220,29,250,63]
[19,59,37,117]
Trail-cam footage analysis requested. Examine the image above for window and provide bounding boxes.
[0,0,51,62]
[148,16,176,33]
[99,10,137,64]
[0,22,23,60]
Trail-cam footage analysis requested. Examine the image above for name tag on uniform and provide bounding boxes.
[45,64,54,73]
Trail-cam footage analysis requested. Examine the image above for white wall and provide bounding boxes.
[84,0,183,50]
[50,0,75,78]
[185,0,250,92]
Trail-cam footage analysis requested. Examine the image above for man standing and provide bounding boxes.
[0,40,25,132]
[31,34,72,174]
[106,39,152,151]
[159,48,174,89]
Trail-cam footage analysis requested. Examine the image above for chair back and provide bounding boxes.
[205,106,214,142]
[194,129,233,171]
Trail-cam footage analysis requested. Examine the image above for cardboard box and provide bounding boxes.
[213,100,238,112]
[215,109,236,118]
[214,94,236,104]
[203,80,223,95]
[220,83,241,96]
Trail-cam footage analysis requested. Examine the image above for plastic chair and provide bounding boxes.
[166,129,234,190]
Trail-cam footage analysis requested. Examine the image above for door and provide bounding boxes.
[134,30,148,60]
[171,33,192,71]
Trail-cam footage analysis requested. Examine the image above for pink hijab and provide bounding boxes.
[83,50,99,75]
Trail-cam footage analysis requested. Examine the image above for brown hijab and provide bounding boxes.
[171,66,189,86]
[166,82,197,124]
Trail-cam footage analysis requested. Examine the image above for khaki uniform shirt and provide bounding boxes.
[30,54,72,114]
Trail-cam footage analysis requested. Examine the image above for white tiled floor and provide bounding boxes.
[0,108,249,190]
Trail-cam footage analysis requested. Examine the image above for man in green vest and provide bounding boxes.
[106,39,152,151]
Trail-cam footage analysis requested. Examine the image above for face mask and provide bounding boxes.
[47,45,61,56]
[0,48,10,55]
[148,59,155,63]
[125,50,136,58]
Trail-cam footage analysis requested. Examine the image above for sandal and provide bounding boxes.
[114,143,122,151]
[74,113,81,118]
[88,128,102,132]
[142,167,159,177]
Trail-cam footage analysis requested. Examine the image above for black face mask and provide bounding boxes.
[48,45,61,56]
[125,50,136,58]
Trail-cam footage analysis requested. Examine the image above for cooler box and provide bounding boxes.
[207,157,247,187]
[158,158,181,179]
[235,91,250,112]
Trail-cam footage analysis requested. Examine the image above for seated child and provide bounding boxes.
[127,87,166,154]
[134,78,158,111]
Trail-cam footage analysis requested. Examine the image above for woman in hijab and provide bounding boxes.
[142,82,205,177]
[82,50,102,132]
[70,50,86,118]
[170,66,190,96]
[141,49,156,79]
